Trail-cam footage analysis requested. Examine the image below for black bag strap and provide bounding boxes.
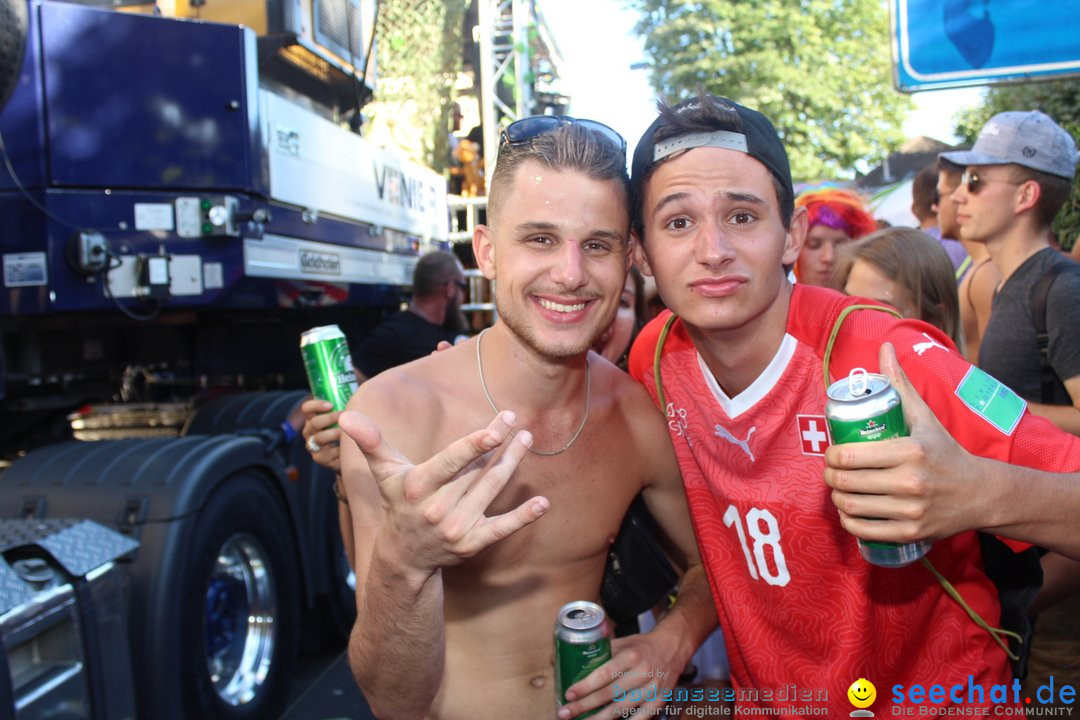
[1030,262,1080,404]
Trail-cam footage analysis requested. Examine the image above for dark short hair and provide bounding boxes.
[1009,165,1073,228]
[937,155,965,175]
[630,94,794,237]
[912,163,939,221]
[487,123,629,227]
[412,250,462,296]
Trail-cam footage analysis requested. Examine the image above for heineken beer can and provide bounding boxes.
[300,325,358,411]
[554,601,611,717]
[825,368,931,568]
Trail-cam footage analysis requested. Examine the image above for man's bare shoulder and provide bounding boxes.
[589,354,675,469]
[347,340,478,455]
[591,355,665,424]
[352,341,471,406]
[590,360,687,537]
[970,259,1001,307]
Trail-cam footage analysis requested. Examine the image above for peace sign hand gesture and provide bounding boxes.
[339,410,550,574]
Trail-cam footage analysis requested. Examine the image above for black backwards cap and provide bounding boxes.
[630,95,795,228]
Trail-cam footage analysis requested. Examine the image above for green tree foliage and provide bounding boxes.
[953,80,1080,249]
[628,0,912,183]
[376,0,467,171]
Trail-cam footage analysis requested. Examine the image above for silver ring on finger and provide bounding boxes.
[306,436,321,454]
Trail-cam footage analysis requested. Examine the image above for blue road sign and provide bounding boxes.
[892,0,1080,91]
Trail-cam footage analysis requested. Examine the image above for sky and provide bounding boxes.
[536,0,984,167]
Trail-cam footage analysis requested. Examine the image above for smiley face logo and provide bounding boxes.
[848,678,877,709]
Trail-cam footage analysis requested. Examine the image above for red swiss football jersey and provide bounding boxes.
[629,284,1080,714]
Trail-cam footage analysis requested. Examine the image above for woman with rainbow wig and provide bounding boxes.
[794,188,878,286]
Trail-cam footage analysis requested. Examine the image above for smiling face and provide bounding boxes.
[634,146,803,340]
[474,161,631,360]
[848,678,877,709]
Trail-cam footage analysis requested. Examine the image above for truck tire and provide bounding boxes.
[184,390,357,648]
[0,0,27,110]
[180,471,301,720]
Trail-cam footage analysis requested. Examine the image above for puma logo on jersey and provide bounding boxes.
[714,424,756,461]
[913,333,948,356]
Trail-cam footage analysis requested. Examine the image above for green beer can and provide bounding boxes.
[554,601,611,718]
[300,325,358,411]
[825,368,931,568]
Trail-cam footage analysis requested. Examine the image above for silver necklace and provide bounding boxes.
[475,328,590,456]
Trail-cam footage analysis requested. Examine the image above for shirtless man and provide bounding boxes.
[337,118,716,720]
[938,156,999,363]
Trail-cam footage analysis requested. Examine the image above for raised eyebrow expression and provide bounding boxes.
[651,190,767,220]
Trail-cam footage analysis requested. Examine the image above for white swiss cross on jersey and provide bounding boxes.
[797,415,831,455]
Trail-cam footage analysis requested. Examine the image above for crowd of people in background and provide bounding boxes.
[298,99,1080,719]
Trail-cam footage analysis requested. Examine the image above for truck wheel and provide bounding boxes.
[180,472,301,719]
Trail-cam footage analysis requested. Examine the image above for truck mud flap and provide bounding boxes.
[0,434,302,720]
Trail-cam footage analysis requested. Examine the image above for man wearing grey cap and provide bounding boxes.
[943,110,1080,702]
[942,110,1080,431]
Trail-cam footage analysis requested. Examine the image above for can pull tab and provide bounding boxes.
[847,367,870,396]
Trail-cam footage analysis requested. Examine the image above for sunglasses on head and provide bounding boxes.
[499,116,626,155]
[961,169,1021,195]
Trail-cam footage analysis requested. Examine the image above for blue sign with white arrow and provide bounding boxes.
[892,0,1080,91]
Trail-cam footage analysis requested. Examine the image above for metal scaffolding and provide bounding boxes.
[475,0,566,188]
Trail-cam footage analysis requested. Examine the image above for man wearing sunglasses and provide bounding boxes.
[942,110,1080,703]
[335,117,716,719]
[626,94,1080,714]
[942,111,1080,434]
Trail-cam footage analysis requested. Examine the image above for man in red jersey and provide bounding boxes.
[626,94,1080,715]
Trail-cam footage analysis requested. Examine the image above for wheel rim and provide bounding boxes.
[204,533,277,706]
